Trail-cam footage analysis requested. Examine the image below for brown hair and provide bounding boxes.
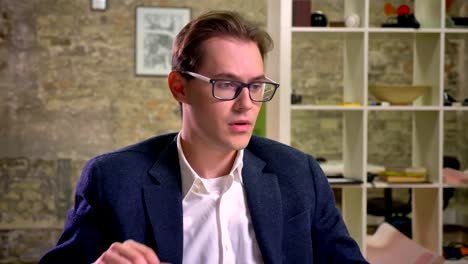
[171,10,273,74]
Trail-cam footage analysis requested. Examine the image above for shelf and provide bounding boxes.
[292,28,468,34]
[368,106,440,111]
[443,107,468,111]
[292,105,445,111]
[367,182,440,189]
[291,105,364,111]
[444,28,468,34]
[368,0,443,29]
[291,31,365,106]
[443,188,468,248]
[443,184,468,189]
[267,0,468,257]
[368,28,442,33]
[368,32,441,107]
[330,183,364,188]
[292,27,366,33]
[443,111,467,187]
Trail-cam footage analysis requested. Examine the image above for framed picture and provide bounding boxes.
[90,0,107,11]
[135,7,191,76]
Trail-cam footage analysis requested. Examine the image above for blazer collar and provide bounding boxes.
[144,138,184,264]
[242,149,283,264]
[143,138,283,264]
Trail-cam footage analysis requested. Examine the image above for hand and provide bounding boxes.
[94,239,164,264]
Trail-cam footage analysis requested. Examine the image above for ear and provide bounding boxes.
[168,71,189,104]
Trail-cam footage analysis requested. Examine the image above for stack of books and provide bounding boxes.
[378,167,428,183]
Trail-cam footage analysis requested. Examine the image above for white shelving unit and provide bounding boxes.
[266,0,468,257]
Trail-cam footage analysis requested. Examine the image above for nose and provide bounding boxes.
[233,86,254,111]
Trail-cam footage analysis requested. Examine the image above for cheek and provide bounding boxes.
[192,100,227,122]
[187,90,212,111]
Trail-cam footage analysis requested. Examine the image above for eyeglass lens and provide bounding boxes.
[213,80,276,101]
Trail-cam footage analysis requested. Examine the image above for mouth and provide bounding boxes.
[231,120,250,125]
[228,120,252,132]
[229,119,251,125]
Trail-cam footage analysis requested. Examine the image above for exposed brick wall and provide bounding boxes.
[0,0,266,262]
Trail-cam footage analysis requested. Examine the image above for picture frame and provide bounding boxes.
[90,0,107,11]
[135,6,191,76]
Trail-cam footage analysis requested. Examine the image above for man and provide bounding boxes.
[40,10,368,264]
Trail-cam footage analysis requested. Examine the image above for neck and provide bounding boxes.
[179,134,238,179]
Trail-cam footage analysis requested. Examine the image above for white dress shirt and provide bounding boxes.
[177,134,263,264]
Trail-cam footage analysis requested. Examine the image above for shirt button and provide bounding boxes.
[194,186,200,193]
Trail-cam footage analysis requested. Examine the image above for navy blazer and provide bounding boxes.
[40,133,367,263]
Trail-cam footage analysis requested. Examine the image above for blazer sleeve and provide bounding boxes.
[39,158,110,264]
[308,157,369,263]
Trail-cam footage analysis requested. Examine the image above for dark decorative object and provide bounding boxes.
[291,90,302,104]
[451,17,468,26]
[397,14,420,28]
[311,11,327,27]
[382,14,420,28]
[444,90,457,106]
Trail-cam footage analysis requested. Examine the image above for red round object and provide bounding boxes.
[397,4,411,15]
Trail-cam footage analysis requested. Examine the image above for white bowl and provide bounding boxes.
[369,85,430,105]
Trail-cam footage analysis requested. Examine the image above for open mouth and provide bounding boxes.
[230,119,251,126]
[234,121,249,126]
[229,120,251,132]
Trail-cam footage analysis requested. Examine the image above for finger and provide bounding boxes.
[123,240,161,263]
[95,244,132,264]
[108,242,153,264]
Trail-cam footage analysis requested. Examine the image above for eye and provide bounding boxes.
[250,83,264,91]
[216,81,236,89]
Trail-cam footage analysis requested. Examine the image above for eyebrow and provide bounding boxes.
[211,72,267,82]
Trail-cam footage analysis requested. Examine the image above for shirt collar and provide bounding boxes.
[176,133,244,198]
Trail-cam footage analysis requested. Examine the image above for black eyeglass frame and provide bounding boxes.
[181,71,280,102]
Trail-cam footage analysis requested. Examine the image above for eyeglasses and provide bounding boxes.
[182,71,279,102]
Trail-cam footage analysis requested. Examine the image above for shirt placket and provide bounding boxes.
[218,178,236,264]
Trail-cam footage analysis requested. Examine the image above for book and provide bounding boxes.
[380,175,427,183]
[378,167,428,183]
[292,0,311,27]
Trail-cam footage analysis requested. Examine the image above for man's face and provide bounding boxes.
[181,37,264,152]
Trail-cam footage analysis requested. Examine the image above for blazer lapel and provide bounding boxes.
[143,140,183,264]
[242,150,283,264]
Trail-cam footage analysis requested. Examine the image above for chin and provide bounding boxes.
[228,134,252,150]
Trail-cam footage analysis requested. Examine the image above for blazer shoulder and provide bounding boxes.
[90,132,177,163]
[246,136,326,177]
[247,136,312,161]
[113,132,177,155]
[80,133,178,185]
